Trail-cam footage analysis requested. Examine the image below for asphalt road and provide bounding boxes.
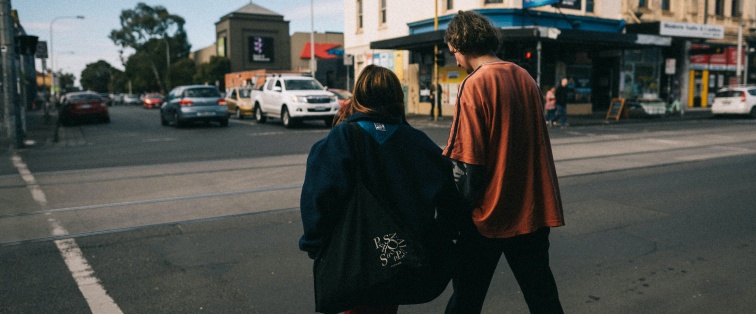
[1,106,755,313]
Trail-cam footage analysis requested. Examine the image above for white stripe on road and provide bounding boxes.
[12,154,122,314]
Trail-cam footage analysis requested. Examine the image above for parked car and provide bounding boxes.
[98,93,113,106]
[122,94,140,106]
[142,93,165,109]
[59,91,110,126]
[327,88,352,108]
[225,86,254,119]
[711,85,756,118]
[161,85,229,127]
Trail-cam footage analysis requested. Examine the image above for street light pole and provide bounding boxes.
[49,15,83,110]
[310,0,316,78]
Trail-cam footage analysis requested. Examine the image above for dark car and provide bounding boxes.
[142,93,165,109]
[160,85,229,127]
[59,91,110,126]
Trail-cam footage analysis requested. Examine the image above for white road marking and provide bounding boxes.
[12,154,123,314]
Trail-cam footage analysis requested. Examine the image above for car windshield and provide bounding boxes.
[146,94,163,99]
[239,89,251,97]
[716,90,743,98]
[284,79,323,91]
[68,94,101,101]
[184,88,221,98]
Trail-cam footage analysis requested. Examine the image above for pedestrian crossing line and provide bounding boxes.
[11,153,123,314]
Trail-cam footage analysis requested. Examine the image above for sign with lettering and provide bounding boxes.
[659,22,724,39]
[248,36,274,63]
[605,98,626,121]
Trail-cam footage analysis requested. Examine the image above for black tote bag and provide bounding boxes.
[313,123,453,313]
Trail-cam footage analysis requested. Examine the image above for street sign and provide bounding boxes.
[35,41,47,58]
[665,58,676,75]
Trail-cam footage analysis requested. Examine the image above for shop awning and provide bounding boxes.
[370,27,671,51]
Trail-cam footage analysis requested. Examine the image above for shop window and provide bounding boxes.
[622,48,661,99]
[357,0,363,31]
[379,0,387,25]
[715,0,725,16]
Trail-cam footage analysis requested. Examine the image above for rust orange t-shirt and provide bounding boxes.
[443,62,565,238]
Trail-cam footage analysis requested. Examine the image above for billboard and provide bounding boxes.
[249,36,274,63]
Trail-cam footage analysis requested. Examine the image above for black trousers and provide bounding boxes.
[445,226,563,314]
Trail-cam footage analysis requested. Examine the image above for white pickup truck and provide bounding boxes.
[252,74,340,128]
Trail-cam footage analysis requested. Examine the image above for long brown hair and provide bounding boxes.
[334,65,404,125]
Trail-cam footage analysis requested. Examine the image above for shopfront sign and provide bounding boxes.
[659,22,724,39]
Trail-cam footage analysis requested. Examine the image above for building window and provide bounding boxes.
[732,0,742,17]
[485,0,503,3]
[661,0,670,11]
[715,0,725,16]
[379,0,387,25]
[446,0,453,10]
[638,0,648,8]
[357,0,363,30]
[586,0,594,12]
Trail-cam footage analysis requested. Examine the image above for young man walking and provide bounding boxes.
[442,10,565,314]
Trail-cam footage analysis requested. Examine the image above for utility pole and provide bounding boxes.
[433,0,439,121]
[0,0,21,147]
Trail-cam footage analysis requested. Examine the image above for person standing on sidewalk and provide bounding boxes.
[442,10,565,313]
[545,86,557,126]
[554,77,571,127]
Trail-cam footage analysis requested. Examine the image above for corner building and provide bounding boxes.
[343,0,756,116]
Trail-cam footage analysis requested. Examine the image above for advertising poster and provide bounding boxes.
[249,36,274,63]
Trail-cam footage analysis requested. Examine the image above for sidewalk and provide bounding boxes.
[406,107,713,128]
[0,109,58,154]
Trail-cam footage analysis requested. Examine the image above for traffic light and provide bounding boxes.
[523,48,533,61]
[435,50,445,67]
[522,48,535,71]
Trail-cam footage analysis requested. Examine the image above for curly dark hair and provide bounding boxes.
[444,10,501,56]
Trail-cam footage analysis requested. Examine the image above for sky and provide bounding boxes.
[13,0,345,84]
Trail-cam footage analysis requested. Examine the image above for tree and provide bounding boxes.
[81,60,123,93]
[170,58,196,88]
[109,3,191,93]
[56,71,78,95]
[194,56,231,91]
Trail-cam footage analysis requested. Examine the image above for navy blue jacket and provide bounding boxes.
[299,113,464,259]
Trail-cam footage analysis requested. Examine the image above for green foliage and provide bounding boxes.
[170,58,196,88]
[80,60,123,93]
[110,2,193,94]
[56,71,78,94]
[194,56,231,90]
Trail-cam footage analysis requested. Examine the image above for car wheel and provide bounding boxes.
[254,104,267,124]
[161,113,168,126]
[282,107,297,128]
[102,116,111,124]
[219,118,229,127]
[174,112,184,128]
[235,108,244,120]
[750,106,756,119]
